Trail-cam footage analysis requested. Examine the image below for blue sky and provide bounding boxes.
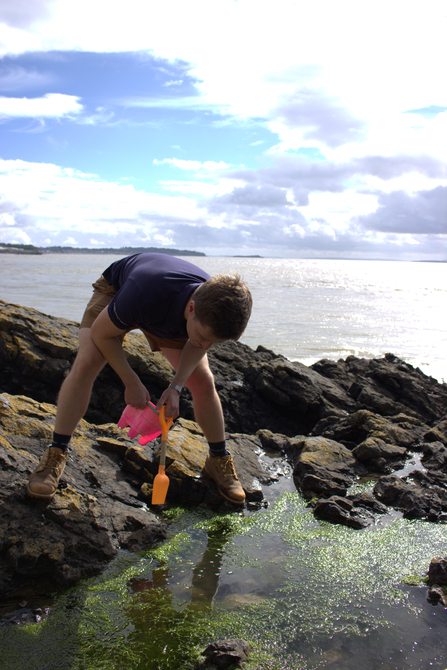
[0,0,446,259]
[1,51,275,183]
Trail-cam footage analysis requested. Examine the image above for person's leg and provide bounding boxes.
[27,328,107,499]
[54,280,117,436]
[27,278,118,499]
[160,348,224,442]
[54,328,107,435]
[160,347,245,504]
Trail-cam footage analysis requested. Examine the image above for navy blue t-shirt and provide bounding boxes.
[102,253,210,339]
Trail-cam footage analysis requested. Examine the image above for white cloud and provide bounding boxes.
[1,157,445,260]
[269,88,370,149]
[221,153,447,203]
[0,158,204,244]
[1,1,445,109]
[116,95,223,112]
[208,184,292,210]
[0,92,82,118]
[0,1,446,163]
[153,158,230,171]
[159,180,226,196]
[62,236,77,245]
[0,1,446,260]
[356,186,447,235]
[163,80,183,87]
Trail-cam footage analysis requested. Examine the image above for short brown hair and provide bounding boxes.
[193,273,252,340]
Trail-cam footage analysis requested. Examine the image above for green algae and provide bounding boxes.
[1,489,447,670]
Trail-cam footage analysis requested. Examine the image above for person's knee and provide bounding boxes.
[69,349,104,382]
[187,367,216,397]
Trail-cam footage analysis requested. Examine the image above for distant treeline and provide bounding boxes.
[0,243,205,257]
[0,243,43,255]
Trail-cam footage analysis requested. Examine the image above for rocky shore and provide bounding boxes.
[1,299,446,600]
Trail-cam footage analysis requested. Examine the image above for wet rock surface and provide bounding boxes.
[311,353,447,424]
[1,300,447,597]
[427,557,447,607]
[373,470,447,522]
[198,639,251,668]
[313,493,388,529]
[291,435,364,498]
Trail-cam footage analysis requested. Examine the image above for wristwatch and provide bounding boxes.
[169,382,183,394]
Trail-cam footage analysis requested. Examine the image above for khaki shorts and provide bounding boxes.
[80,275,188,352]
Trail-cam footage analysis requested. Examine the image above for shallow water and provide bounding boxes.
[2,474,447,669]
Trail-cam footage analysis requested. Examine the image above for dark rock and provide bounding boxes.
[256,429,289,452]
[312,353,447,423]
[347,492,388,515]
[313,496,376,529]
[120,526,166,551]
[411,469,447,488]
[245,357,355,434]
[373,473,447,522]
[352,437,407,463]
[428,556,447,586]
[427,584,447,607]
[424,418,447,445]
[206,342,292,435]
[313,491,388,530]
[291,436,364,498]
[351,436,407,473]
[311,409,428,451]
[421,441,447,472]
[200,639,250,668]
[427,557,447,607]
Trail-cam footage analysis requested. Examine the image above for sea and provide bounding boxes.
[0,253,446,383]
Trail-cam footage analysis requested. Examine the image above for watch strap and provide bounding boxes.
[169,382,183,394]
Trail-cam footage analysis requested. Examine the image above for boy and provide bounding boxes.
[27,253,253,505]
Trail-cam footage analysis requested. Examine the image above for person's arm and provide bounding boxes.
[156,340,209,417]
[91,308,150,409]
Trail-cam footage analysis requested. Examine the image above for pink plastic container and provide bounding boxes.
[117,401,162,445]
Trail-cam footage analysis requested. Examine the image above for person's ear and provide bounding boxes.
[188,300,195,316]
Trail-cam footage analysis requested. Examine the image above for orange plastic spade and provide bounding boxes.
[151,405,173,505]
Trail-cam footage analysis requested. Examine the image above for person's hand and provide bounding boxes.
[124,379,150,409]
[156,386,180,419]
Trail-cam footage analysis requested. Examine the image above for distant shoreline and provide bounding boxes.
[0,249,43,255]
[0,245,444,262]
[0,245,205,257]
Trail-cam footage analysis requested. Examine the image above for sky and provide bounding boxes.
[0,0,446,260]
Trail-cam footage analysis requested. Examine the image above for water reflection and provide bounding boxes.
[128,566,170,595]
[128,523,232,611]
[190,525,230,605]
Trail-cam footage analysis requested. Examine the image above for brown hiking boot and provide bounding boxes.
[202,454,245,505]
[27,446,68,499]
